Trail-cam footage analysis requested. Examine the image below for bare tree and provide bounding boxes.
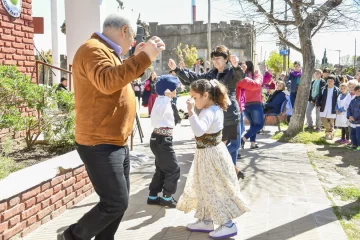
[229,0,360,136]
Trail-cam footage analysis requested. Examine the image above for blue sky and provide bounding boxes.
[33,0,359,65]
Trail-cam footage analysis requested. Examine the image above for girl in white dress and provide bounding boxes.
[335,83,352,144]
[177,79,250,239]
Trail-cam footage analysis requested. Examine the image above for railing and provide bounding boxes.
[31,60,73,90]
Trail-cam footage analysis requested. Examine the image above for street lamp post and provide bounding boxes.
[207,0,211,63]
[329,49,341,66]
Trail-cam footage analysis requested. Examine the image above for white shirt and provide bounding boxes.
[151,96,175,128]
[320,87,336,119]
[189,105,223,137]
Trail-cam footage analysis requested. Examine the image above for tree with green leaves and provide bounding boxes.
[176,43,198,68]
[266,51,292,74]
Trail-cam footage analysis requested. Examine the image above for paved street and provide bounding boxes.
[25,97,347,240]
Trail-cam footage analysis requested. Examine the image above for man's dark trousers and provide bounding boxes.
[149,133,180,196]
[65,144,130,240]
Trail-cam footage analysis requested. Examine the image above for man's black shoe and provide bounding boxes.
[159,197,177,208]
[237,153,241,159]
[147,197,160,205]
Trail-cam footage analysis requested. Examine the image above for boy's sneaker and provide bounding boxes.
[209,224,237,239]
[159,197,177,208]
[147,197,160,205]
[315,128,321,132]
[356,147,360,152]
[186,220,214,233]
[346,145,357,149]
[335,139,344,144]
[343,140,350,144]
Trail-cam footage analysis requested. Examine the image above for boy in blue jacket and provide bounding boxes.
[347,85,360,151]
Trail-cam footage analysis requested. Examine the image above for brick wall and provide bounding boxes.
[0,0,35,76]
[0,0,38,144]
[0,166,94,240]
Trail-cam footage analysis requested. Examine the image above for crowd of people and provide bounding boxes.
[57,11,360,240]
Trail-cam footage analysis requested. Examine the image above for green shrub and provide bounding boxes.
[0,65,75,151]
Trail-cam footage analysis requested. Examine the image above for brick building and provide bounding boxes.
[0,0,35,76]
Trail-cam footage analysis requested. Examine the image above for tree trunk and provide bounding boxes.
[284,26,315,137]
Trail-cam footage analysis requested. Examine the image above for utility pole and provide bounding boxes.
[283,2,287,72]
[207,0,211,63]
[355,38,357,69]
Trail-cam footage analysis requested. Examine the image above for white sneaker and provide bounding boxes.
[186,220,214,233]
[209,224,237,239]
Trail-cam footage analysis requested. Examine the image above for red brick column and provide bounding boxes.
[0,166,94,240]
[0,0,35,76]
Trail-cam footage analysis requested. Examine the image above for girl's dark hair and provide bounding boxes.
[210,45,230,61]
[148,72,156,81]
[245,61,255,79]
[190,79,229,110]
[294,61,301,66]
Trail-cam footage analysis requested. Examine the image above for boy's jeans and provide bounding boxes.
[350,127,360,146]
[306,101,321,128]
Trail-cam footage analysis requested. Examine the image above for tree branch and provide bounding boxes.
[279,36,301,53]
[311,17,326,37]
[241,0,296,25]
[307,0,344,29]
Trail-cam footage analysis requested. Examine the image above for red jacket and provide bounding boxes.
[236,74,263,111]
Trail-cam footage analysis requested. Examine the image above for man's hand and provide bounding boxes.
[349,116,355,122]
[229,55,239,68]
[241,62,247,72]
[168,59,177,70]
[133,42,146,56]
[141,36,165,61]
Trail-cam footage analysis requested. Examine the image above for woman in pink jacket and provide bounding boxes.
[231,64,263,161]
[240,61,264,149]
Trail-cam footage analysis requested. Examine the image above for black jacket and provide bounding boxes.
[56,83,67,92]
[308,79,326,102]
[316,86,340,114]
[175,64,245,126]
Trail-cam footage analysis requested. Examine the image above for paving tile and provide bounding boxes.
[24,120,347,240]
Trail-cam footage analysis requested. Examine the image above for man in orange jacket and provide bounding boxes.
[58,12,165,240]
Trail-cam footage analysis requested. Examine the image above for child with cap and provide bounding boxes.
[147,75,181,208]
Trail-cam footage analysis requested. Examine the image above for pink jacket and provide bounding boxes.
[236,74,263,111]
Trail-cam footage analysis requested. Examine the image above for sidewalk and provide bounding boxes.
[24,115,347,240]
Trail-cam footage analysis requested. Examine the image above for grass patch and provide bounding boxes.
[307,149,360,240]
[178,92,189,97]
[0,157,25,180]
[272,129,341,145]
[330,186,360,201]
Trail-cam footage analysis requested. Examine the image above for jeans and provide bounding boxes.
[350,127,360,146]
[227,112,245,165]
[306,101,321,128]
[290,92,297,109]
[149,133,180,196]
[244,104,264,142]
[65,144,130,240]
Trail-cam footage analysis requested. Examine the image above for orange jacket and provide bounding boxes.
[73,33,151,146]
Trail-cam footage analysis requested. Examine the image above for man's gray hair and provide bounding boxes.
[103,12,137,33]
